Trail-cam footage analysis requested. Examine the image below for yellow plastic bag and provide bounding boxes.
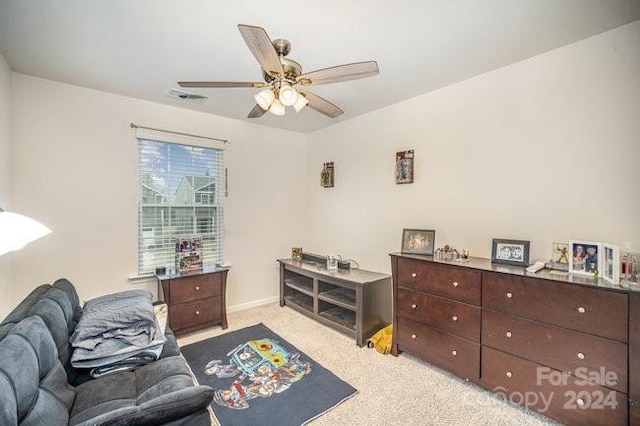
[367,324,393,354]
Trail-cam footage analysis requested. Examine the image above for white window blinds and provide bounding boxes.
[137,138,224,275]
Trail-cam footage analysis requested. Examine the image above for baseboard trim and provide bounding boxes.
[227,296,279,313]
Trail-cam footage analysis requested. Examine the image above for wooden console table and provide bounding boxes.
[157,267,229,335]
[278,258,392,347]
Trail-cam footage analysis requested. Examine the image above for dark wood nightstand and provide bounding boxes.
[156,267,230,335]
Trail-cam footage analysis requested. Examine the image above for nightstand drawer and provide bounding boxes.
[482,310,627,393]
[482,272,628,341]
[397,316,479,381]
[168,296,221,332]
[397,287,480,342]
[397,258,481,305]
[168,273,222,304]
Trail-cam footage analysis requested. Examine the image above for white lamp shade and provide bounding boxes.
[293,93,309,112]
[279,85,298,106]
[0,211,51,256]
[255,88,275,110]
[269,98,286,116]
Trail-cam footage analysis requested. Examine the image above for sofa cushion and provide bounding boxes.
[0,316,76,425]
[0,284,51,339]
[69,356,213,426]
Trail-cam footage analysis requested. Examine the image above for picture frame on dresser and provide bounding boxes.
[568,240,602,276]
[490,238,530,267]
[401,228,435,255]
[602,243,620,285]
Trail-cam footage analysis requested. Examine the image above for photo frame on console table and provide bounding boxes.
[568,240,601,276]
[491,238,530,267]
[401,229,435,255]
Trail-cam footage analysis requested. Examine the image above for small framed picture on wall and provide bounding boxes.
[320,162,334,188]
[568,240,602,276]
[395,150,414,184]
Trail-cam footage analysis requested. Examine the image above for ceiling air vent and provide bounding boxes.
[166,88,208,105]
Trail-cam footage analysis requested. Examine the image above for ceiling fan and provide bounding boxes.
[178,24,379,119]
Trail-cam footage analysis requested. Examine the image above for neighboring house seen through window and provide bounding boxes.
[137,139,224,275]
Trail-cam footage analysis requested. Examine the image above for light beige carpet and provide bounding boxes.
[178,303,556,426]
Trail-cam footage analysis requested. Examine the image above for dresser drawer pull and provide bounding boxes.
[576,398,585,407]
[452,315,458,322]
[506,292,513,299]
[195,310,200,315]
[411,334,417,340]
[578,307,586,314]
[411,273,417,278]
[411,304,417,309]
[451,350,457,356]
[195,286,200,291]
[577,352,585,360]
[453,281,459,287]
[506,371,512,378]
[506,331,512,338]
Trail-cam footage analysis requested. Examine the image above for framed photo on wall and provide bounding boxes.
[395,150,414,184]
[602,243,620,285]
[568,240,602,276]
[320,162,334,188]
[491,239,530,267]
[401,229,435,255]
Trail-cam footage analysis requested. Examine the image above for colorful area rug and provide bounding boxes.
[181,323,357,426]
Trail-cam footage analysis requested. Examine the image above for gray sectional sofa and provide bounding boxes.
[0,278,214,425]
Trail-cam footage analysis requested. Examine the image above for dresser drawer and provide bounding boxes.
[482,272,628,342]
[482,310,627,393]
[397,287,480,342]
[168,273,222,304]
[397,258,481,305]
[482,346,627,426]
[168,296,221,332]
[396,316,479,381]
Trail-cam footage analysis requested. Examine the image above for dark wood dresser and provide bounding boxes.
[157,267,229,335]
[391,253,638,426]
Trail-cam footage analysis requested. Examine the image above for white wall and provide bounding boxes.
[305,21,640,273]
[9,75,307,307]
[0,54,12,317]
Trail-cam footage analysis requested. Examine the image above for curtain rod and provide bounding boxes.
[130,122,229,144]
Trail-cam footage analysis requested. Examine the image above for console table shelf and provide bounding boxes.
[278,258,392,347]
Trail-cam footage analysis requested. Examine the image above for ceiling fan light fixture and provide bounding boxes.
[255,88,275,110]
[269,98,286,116]
[279,84,298,107]
[293,93,309,112]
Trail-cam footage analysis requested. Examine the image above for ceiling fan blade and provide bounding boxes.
[297,61,379,86]
[237,24,284,79]
[299,91,343,118]
[178,81,265,88]
[247,104,267,118]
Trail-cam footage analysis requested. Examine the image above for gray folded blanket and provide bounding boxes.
[70,290,166,368]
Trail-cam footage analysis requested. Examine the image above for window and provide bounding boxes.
[137,139,224,275]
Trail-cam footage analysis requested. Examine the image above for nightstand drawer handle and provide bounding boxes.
[195,310,200,315]
[411,334,417,340]
[195,286,200,291]
[453,281,459,287]
[452,315,458,322]
[578,307,586,313]
[411,304,417,309]
[451,350,457,356]
[506,292,513,299]
[506,331,512,338]
[576,398,585,406]
[506,371,512,378]
[411,273,417,278]
[577,352,585,360]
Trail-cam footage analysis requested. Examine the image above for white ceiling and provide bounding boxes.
[1,1,639,134]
